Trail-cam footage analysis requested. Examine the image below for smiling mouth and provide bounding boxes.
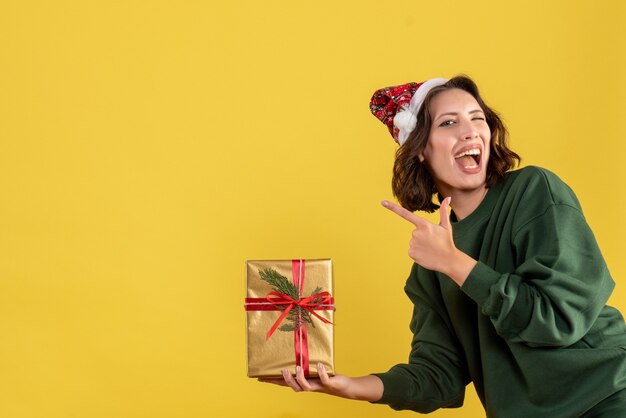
[454,148,481,169]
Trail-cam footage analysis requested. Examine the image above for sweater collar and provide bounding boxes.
[450,179,504,237]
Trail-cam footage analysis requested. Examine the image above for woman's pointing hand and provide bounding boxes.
[381,197,476,286]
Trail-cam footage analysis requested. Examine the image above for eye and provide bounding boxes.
[439,119,456,127]
[472,116,486,121]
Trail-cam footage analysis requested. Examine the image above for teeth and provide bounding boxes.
[455,148,481,158]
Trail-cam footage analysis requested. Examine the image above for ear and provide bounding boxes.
[418,153,425,162]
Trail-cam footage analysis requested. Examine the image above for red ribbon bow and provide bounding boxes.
[264,290,334,340]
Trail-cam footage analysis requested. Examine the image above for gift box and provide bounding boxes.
[245,259,335,378]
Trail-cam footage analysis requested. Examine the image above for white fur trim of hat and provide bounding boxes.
[393,78,449,145]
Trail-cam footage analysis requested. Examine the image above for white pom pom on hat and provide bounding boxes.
[393,111,418,145]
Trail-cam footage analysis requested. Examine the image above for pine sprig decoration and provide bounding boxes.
[259,268,299,300]
[259,267,325,333]
[310,286,323,303]
[278,323,297,332]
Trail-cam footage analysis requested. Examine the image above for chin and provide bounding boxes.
[455,174,488,192]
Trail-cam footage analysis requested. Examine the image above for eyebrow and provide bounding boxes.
[434,109,485,122]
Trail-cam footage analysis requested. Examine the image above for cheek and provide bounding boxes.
[484,134,492,157]
[482,126,492,144]
[422,143,449,166]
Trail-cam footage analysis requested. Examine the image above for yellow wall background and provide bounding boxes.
[1,1,624,417]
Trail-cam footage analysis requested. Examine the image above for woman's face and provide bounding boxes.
[420,88,491,197]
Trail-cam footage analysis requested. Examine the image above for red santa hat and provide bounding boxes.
[369,78,449,145]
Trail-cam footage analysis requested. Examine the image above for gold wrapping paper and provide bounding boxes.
[245,259,334,378]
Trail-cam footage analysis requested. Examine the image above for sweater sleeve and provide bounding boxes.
[461,202,614,347]
[372,265,469,413]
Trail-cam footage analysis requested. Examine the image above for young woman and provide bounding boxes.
[261,76,626,417]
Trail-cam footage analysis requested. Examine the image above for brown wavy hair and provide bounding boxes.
[392,75,520,213]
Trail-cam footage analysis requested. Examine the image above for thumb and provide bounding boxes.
[439,196,452,229]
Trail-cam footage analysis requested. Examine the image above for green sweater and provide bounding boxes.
[374,166,626,417]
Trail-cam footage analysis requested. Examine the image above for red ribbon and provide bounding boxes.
[244,259,334,376]
[263,290,334,340]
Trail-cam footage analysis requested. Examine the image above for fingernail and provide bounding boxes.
[318,362,324,370]
[296,365,301,374]
[381,200,389,207]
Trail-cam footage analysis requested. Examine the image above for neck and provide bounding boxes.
[445,186,489,221]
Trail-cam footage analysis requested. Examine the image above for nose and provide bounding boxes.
[459,118,479,141]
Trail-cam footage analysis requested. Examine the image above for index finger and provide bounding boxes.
[381,200,425,226]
